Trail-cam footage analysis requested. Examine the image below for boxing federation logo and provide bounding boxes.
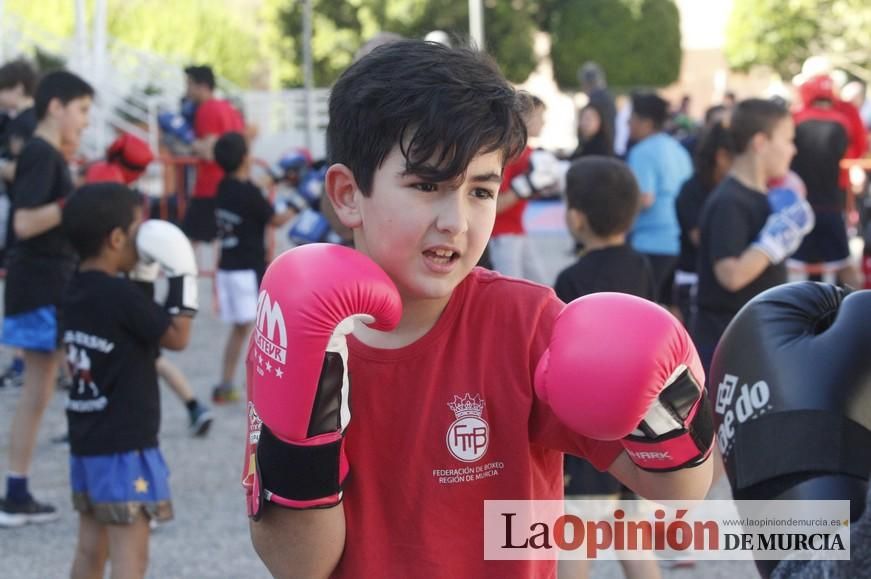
[255,290,287,364]
[446,394,489,462]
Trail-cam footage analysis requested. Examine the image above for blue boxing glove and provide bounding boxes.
[158,112,195,145]
[288,208,331,245]
[752,187,815,265]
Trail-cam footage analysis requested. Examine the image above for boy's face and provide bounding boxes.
[333,145,503,303]
[53,96,92,152]
[758,117,796,181]
[0,84,25,111]
[117,207,144,273]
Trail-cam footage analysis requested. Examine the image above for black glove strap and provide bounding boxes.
[256,423,343,504]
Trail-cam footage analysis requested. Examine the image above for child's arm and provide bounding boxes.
[159,315,192,351]
[14,201,63,240]
[244,245,402,576]
[713,249,771,292]
[251,506,346,579]
[608,450,713,501]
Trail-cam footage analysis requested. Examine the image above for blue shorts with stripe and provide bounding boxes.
[70,447,173,524]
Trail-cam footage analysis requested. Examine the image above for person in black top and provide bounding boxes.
[555,156,660,579]
[61,182,194,579]
[578,61,617,150]
[694,99,812,375]
[211,132,297,403]
[0,59,38,187]
[570,101,615,159]
[673,121,733,325]
[0,71,94,527]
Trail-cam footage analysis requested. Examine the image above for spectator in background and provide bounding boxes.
[488,94,547,282]
[570,102,614,159]
[626,92,693,303]
[182,65,244,249]
[578,62,616,149]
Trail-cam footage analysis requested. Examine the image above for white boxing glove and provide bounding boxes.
[136,220,198,315]
[510,150,568,199]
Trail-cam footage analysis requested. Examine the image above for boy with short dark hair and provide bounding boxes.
[246,40,713,578]
[0,70,93,526]
[555,156,656,300]
[694,98,813,372]
[211,131,296,403]
[61,182,195,579]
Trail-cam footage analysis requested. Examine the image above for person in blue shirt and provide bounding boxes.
[626,92,693,303]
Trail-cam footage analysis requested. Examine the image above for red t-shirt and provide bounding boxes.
[334,268,623,578]
[493,147,532,236]
[193,98,244,198]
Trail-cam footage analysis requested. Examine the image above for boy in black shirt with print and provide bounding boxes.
[0,71,93,525]
[555,156,660,579]
[62,183,195,578]
[211,132,297,402]
[694,99,813,374]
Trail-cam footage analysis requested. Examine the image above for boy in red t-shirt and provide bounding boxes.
[244,41,714,579]
[182,65,244,244]
[489,95,547,282]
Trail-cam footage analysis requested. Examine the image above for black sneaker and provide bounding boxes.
[0,496,60,527]
[188,403,214,437]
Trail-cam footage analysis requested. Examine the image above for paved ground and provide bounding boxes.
[0,231,759,578]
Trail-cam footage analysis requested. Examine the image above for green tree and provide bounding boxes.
[549,0,682,90]
[264,0,539,87]
[6,0,264,87]
[725,0,871,81]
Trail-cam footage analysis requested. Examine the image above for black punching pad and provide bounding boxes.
[710,282,871,576]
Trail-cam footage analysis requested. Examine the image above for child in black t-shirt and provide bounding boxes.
[0,71,93,526]
[211,132,296,402]
[694,99,812,374]
[555,156,660,579]
[61,182,194,578]
[555,156,656,301]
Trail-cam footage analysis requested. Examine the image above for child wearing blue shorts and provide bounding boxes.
[61,182,195,578]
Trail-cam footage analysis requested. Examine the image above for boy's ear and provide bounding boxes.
[566,207,586,232]
[325,163,363,229]
[108,226,125,250]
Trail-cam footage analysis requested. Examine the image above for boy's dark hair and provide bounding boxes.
[729,98,790,154]
[185,65,216,90]
[0,59,38,96]
[63,182,141,260]
[214,131,247,173]
[34,70,94,120]
[328,40,527,195]
[694,121,733,191]
[631,92,669,129]
[565,156,640,238]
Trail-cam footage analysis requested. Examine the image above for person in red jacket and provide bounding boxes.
[790,73,867,287]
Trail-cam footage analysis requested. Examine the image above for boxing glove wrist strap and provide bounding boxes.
[623,380,715,472]
[165,275,198,316]
[255,423,346,510]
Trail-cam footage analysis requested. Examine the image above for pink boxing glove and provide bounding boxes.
[535,293,713,471]
[242,244,402,518]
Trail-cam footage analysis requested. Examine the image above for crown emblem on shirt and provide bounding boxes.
[448,394,485,419]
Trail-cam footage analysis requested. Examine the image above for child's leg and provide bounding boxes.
[106,514,150,579]
[7,349,62,475]
[157,356,213,436]
[222,322,252,385]
[70,512,109,579]
[156,356,195,402]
